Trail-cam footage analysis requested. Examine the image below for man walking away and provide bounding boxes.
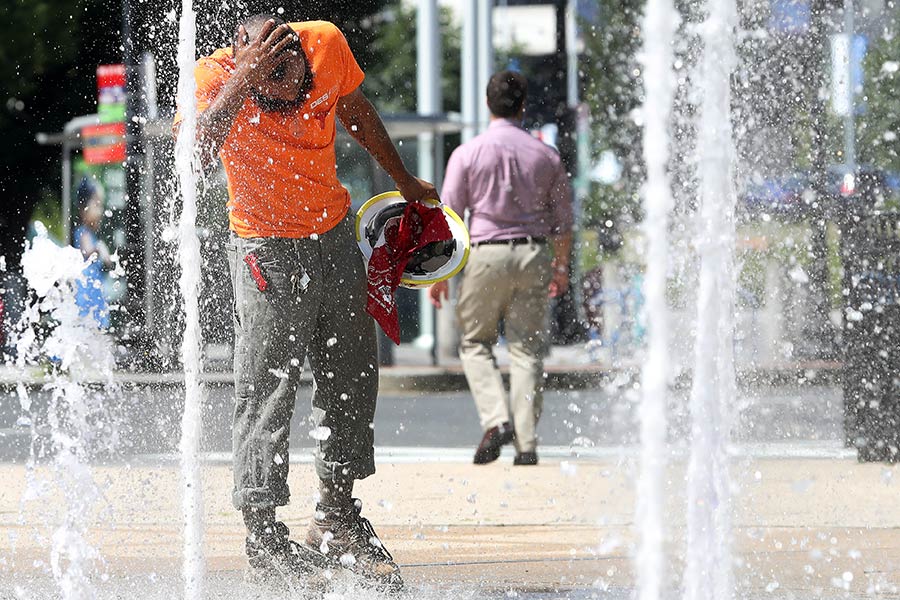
[429,70,574,467]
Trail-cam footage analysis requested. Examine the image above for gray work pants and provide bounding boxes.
[456,241,551,453]
[227,215,378,510]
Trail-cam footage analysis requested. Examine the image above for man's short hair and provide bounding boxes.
[233,13,288,48]
[486,70,528,119]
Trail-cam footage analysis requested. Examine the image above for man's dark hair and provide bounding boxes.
[233,13,288,49]
[486,70,527,119]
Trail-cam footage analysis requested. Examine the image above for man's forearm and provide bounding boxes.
[551,232,573,270]
[196,77,250,167]
[338,96,412,186]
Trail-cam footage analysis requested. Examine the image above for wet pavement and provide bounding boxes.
[2,377,880,600]
[4,455,900,600]
[0,382,845,461]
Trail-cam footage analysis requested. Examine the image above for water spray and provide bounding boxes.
[173,1,206,597]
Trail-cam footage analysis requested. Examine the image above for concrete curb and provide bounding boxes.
[0,362,842,393]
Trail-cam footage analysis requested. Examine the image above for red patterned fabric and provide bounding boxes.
[366,203,452,344]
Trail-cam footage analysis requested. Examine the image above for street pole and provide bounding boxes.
[553,0,581,342]
[62,142,72,245]
[803,0,838,359]
[843,0,856,178]
[566,0,579,109]
[416,0,442,357]
[122,0,146,342]
[438,0,481,364]
[461,0,479,142]
[476,0,494,132]
[141,51,158,341]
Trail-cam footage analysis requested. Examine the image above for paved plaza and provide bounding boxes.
[0,357,895,599]
[3,446,900,598]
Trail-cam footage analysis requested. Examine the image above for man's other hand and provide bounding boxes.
[549,268,569,298]
[396,176,440,204]
[428,281,449,309]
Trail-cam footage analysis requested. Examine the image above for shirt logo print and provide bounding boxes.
[291,85,339,135]
[309,85,338,111]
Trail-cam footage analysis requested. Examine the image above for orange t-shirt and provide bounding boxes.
[188,21,365,238]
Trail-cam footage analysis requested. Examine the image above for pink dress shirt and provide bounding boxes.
[441,119,574,244]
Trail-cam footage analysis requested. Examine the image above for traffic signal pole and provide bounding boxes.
[416,0,442,359]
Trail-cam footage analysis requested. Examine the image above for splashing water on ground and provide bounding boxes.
[14,223,119,600]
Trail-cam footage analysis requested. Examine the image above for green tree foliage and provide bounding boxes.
[0,1,80,125]
[363,1,461,113]
[858,26,900,173]
[579,0,643,232]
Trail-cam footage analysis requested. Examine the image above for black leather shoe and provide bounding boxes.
[513,451,538,466]
[473,422,515,464]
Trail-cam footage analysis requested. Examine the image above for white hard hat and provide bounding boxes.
[355,191,470,289]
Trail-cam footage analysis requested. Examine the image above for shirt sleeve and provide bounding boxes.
[333,26,365,96]
[548,158,574,234]
[172,58,228,126]
[441,147,469,218]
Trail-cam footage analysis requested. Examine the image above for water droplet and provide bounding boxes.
[309,426,331,441]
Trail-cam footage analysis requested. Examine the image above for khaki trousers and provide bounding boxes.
[456,241,551,453]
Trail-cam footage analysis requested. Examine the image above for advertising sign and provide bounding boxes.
[97,64,126,123]
[82,122,126,164]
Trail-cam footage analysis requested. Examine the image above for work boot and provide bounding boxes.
[473,422,515,464]
[305,499,403,592]
[245,521,330,586]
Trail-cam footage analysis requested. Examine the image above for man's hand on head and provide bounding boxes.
[194,18,300,166]
[232,20,298,93]
[396,176,440,204]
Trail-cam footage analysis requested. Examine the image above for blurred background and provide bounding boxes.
[0,0,898,374]
[4,3,900,595]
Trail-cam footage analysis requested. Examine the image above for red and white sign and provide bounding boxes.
[82,122,126,164]
[97,63,126,123]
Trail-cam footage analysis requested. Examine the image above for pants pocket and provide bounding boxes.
[226,241,243,330]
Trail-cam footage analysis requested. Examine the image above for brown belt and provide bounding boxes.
[473,236,546,247]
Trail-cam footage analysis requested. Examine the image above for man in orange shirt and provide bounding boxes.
[187,13,436,589]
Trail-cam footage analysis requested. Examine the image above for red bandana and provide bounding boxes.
[365,203,452,344]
